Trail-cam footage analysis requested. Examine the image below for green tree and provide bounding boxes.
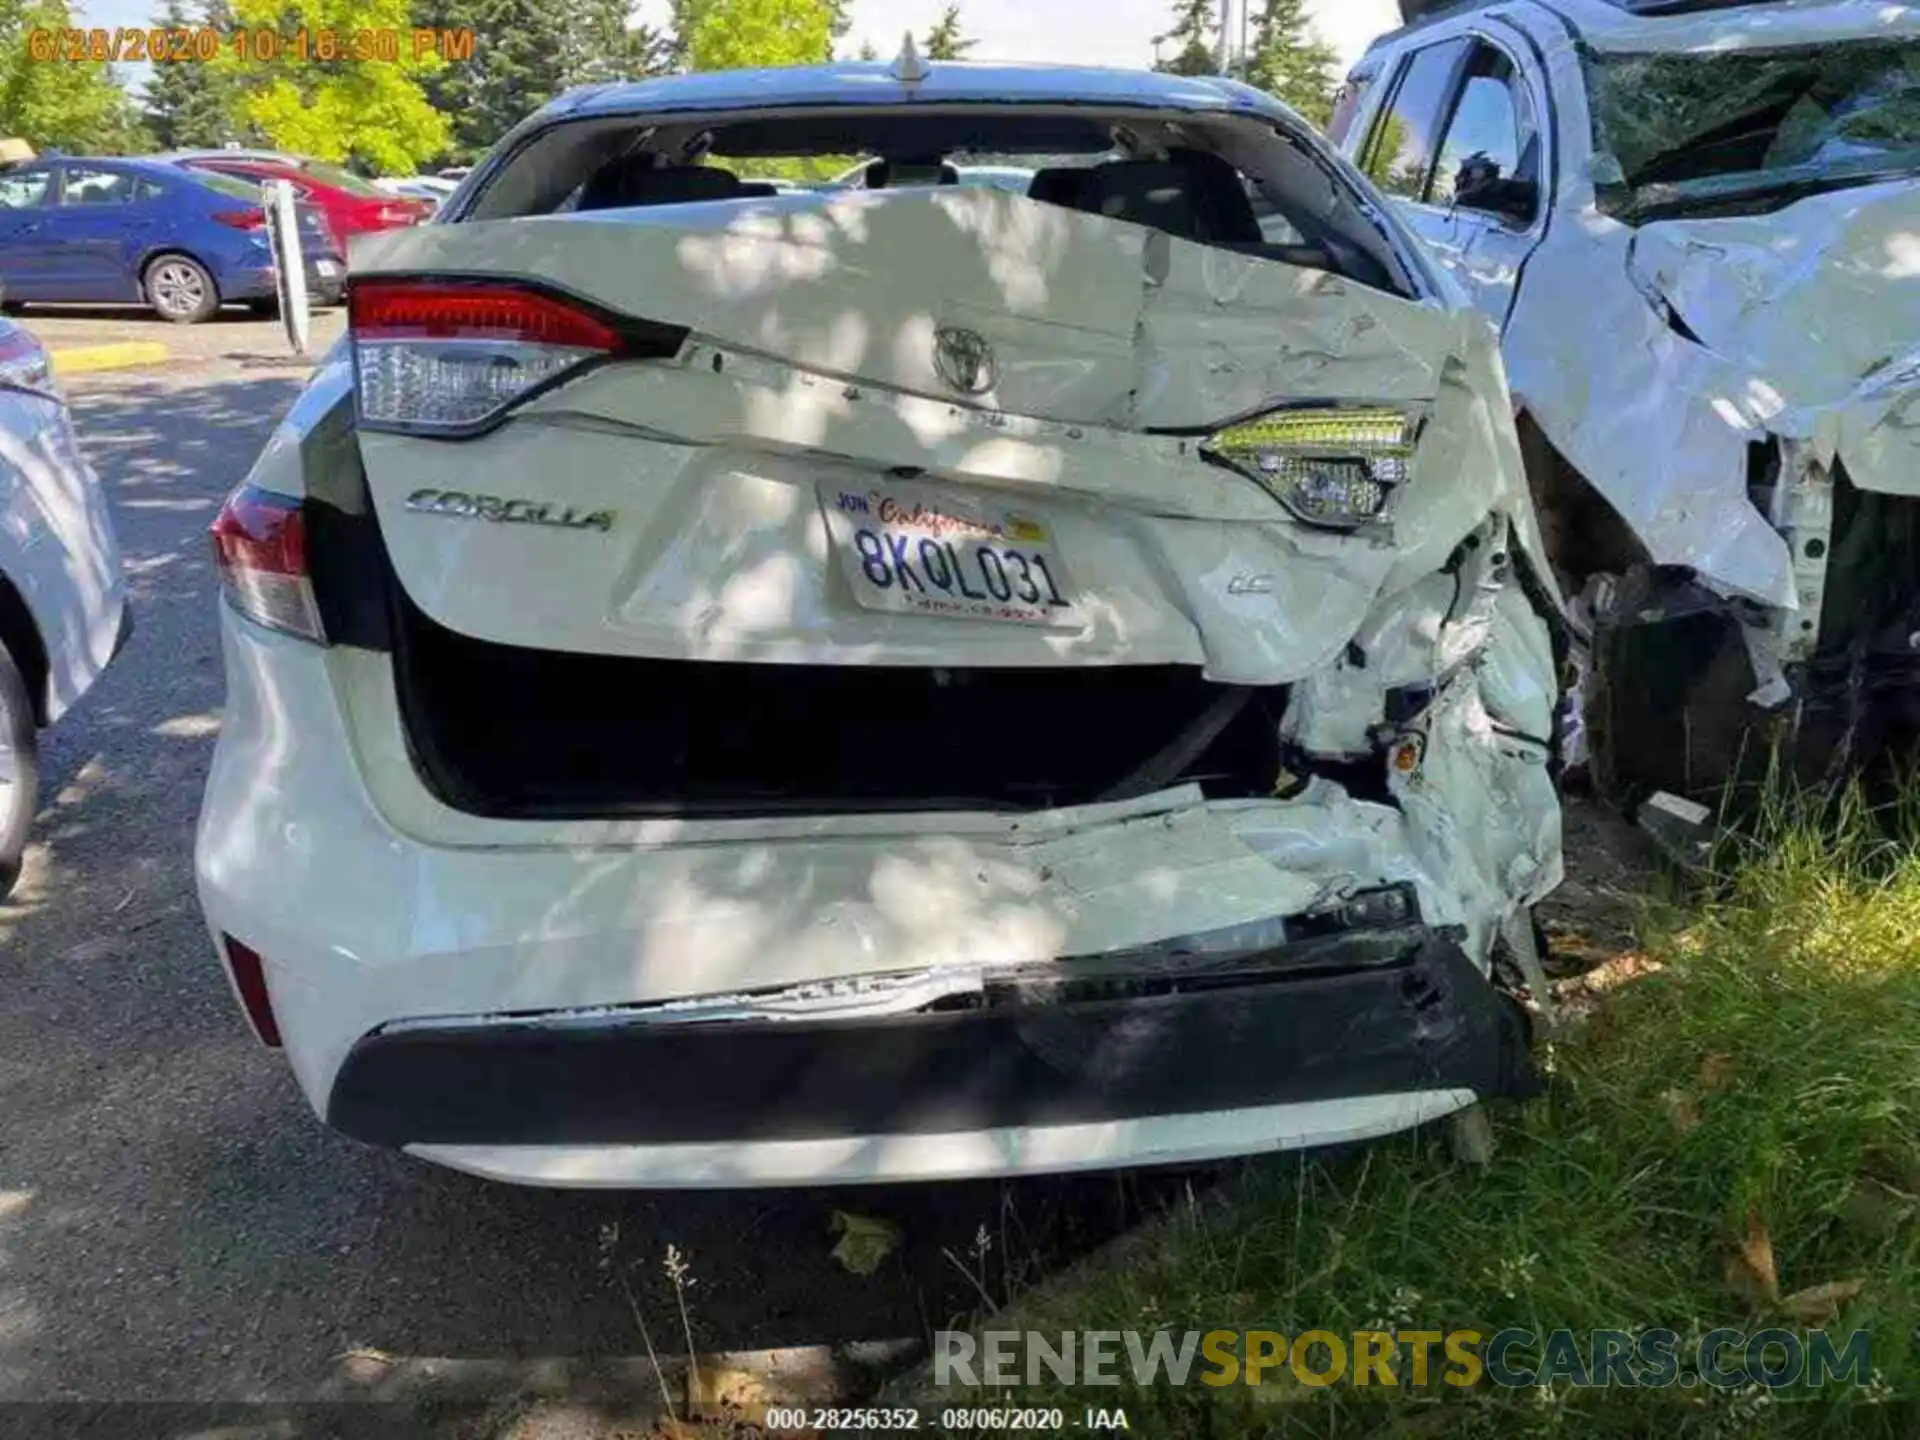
[855,37,877,60]
[921,4,972,61]
[673,0,845,179]
[562,0,671,87]
[677,0,835,72]
[1243,0,1337,126]
[1155,0,1216,77]
[421,0,668,164]
[218,0,449,171]
[0,0,148,151]
[144,0,246,146]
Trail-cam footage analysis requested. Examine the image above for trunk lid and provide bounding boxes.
[345,188,1473,681]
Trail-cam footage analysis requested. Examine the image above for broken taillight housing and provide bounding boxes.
[210,485,325,643]
[349,278,682,437]
[1203,405,1420,531]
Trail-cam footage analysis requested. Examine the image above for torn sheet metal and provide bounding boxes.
[1272,529,1562,961]
[1626,182,1920,500]
[1282,513,1557,758]
[1506,167,1920,611]
[1502,220,1797,608]
[1387,672,1563,963]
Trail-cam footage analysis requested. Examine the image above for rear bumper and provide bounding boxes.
[224,257,346,303]
[224,265,279,300]
[328,932,1537,1151]
[410,1091,1480,1189]
[198,602,1559,1187]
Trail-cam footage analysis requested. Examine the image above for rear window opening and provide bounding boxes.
[461,105,1411,295]
[389,593,1289,819]
[561,148,1322,255]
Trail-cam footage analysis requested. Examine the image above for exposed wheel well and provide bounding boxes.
[1514,410,1651,591]
[0,574,49,726]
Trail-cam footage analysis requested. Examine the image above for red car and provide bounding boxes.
[171,152,432,238]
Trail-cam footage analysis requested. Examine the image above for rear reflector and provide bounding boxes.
[220,935,283,1047]
[210,485,325,643]
[349,277,682,436]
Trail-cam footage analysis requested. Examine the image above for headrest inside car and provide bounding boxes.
[1026,152,1261,245]
[866,157,960,188]
[577,161,774,211]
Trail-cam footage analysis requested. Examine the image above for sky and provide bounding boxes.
[82,0,1401,72]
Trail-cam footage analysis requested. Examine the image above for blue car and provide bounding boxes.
[0,156,345,323]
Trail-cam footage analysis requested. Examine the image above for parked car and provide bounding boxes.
[0,157,344,322]
[197,57,1565,1187]
[1336,0,1920,802]
[373,176,458,206]
[169,152,433,238]
[0,311,127,896]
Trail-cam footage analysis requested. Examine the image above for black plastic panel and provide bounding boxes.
[327,935,1538,1148]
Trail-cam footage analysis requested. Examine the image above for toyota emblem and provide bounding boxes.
[933,326,997,395]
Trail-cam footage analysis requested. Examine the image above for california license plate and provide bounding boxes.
[820,482,1077,627]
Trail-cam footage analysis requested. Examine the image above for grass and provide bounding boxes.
[935,785,1920,1437]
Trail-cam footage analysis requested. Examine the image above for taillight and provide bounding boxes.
[219,934,283,1047]
[209,485,324,643]
[350,278,675,437]
[212,208,266,230]
[376,204,420,226]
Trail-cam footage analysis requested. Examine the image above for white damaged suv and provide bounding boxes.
[196,58,1564,1187]
[1336,0,1920,800]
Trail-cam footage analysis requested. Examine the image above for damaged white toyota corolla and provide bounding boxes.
[1341,0,1920,800]
[194,57,1565,1187]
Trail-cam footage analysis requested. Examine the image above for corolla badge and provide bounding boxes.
[405,488,615,533]
[932,326,997,395]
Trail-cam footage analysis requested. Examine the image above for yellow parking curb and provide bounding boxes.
[49,342,170,375]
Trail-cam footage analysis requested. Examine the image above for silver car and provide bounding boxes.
[0,313,128,896]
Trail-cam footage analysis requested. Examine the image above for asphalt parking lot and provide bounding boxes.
[0,309,1199,1423]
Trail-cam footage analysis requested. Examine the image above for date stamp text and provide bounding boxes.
[27,26,475,63]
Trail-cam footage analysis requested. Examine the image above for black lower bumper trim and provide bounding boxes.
[327,933,1538,1148]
